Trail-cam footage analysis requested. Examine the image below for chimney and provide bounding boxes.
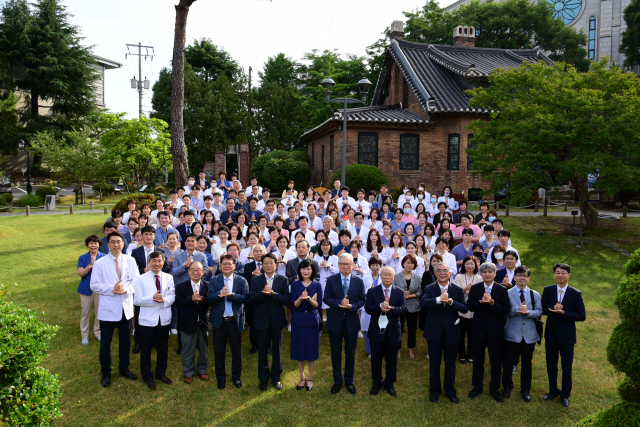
[390,20,404,40]
[452,25,476,47]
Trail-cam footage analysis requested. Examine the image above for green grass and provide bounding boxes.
[1,214,639,427]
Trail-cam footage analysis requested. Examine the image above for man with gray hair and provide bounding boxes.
[324,252,366,395]
[467,261,510,402]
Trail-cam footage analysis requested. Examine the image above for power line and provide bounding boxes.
[125,42,155,118]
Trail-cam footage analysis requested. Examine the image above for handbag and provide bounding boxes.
[530,290,544,345]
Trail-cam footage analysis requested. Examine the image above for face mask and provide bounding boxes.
[495,253,504,260]
[473,251,483,258]
[431,198,437,203]
[287,195,293,199]
[419,187,424,191]
[403,189,409,194]
[403,208,411,214]
[406,196,412,201]
[418,195,424,200]
[188,180,195,186]
[444,192,450,196]
[488,217,496,222]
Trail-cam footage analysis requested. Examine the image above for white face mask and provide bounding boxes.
[378,308,389,330]
[495,253,504,260]
[403,189,409,194]
[419,187,424,191]
[188,180,195,186]
[444,192,450,196]
[418,195,424,200]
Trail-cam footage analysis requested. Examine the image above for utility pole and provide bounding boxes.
[126,42,155,118]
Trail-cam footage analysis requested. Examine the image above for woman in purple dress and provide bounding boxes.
[290,259,322,391]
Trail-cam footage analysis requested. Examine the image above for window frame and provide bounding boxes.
[399,133,420,171]
[447,133,460,171]
[358,132,379,167]
[588,16,596,60]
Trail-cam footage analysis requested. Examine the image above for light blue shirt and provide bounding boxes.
[340,273,351,296]
[223,274,234,317]
[154,226,180,246]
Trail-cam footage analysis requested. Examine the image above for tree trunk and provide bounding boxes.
[571,177,599,229]
[170,0,197,189]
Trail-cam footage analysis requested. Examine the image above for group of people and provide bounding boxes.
[76,174,586,406]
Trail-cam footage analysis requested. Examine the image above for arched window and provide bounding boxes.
[588,17,596,60]
[358,132,378,167]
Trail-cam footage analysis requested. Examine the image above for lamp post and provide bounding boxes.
[17,139,32,195]
[321,77,372,187]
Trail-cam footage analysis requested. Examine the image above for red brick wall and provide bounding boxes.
[214,152,226,176]
[453,37,476,47]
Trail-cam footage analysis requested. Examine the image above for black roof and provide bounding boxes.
[374,36,554,113]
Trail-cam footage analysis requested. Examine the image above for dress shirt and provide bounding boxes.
[484,282,494,294]
[142,245,154,267]
[340,274,351,295]
[154,226,180,246]
[557,284,568,303]
[435,283,450,304]
[222,274,234,317]
[134,271,175,326]
[89,252,139,321]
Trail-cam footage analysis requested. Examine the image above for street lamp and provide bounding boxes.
[17,139,32,195]
[321,77,372,187]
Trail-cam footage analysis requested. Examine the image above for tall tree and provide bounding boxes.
[259,53,299,88]
[0,55,20,155]
[0,0,99,141]
[170,0,197,189]
[185,38,240,82]
[466,59,640,229]
[620,0,640,68]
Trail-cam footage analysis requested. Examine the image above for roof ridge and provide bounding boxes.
[427,45,477,77]
[389,40,433,112]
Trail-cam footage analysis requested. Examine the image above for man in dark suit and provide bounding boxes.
[175,261,210,384]
[196,171,211,189]
[421,262,468,403]
[175,210,197,250]
[494,251,518,288]
[206,254,249,390]
[285,240,320,284]
[467,261,510,402]
[541,263,586,408]
[220,198,238,226]
[365,266,406,397]
[247,253,290,391]
[243,245,266,354]
[323,253,366,395]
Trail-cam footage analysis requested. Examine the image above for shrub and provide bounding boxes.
[0,194,6,206]
[575,402,640,426]
[35,186,57,199]
[1,192,14,203]
[329,165,390,196]
[92,183,115,195]
[154,185,167,194]
[0,283,61,426]
[16,194,42,207]
[112,193,157,213]
[250,150,311,193]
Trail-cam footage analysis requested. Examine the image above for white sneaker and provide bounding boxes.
[288,325,291,332]
[95,335,101,342]
[358,331,364,339]
[171,329,178,335]
[368,354,371,359]
[81,338,89,345]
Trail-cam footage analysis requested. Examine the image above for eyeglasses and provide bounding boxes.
[338,262,352,266]
[189,268,204,272]
[514,274,529,278]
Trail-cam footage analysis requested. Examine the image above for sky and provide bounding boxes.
[60,0,455,119]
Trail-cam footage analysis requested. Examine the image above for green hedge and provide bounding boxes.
[35,186,57,199]
[0,283,61,426]
[330,165,390,195]
[575,402,640,426]
[0,194,6,206]
[0,192,14,203]
[250,149,311,193]
[16,194,42,207]
[113,193,158,213]
[92,183,115,195]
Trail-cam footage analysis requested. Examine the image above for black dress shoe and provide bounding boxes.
[132,343,141,354]
[502,388,512,398]
[385,387,397,397]
[468,389,482,398]
[370,387,379,395]
[296,380,305,391]
[101,374,111,387]
[543,392,558,401]
[267,348,272,354]
[274,382,282,390]
[331,383,342,394]
[346,384,356,394]
[155,374,172,385]
[429,394,439,403]
[561,397,570,407]
[447,395,459,404]
[491,391,504,402]
[522,392,532,402]
[217,380,226,390]
[119,369,137,380]
[259,382,268,391]
[145,379,156,390]
[234,380,242,388]
[249,347,258,355]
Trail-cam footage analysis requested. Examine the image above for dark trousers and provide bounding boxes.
[99,311,131,375]
[400,311,419,349]
[428,334,458,397]
[419,306,428,331]
[545,338,575,398]
[211,318,242,382]
[328,318,358,385]
[256,322,284,384]
[246,306,258,350]
[134,305,140,344]
[502,339,535,393]
[471,335,504,393]
[138,320,170,380]
[457,317,473,359]
[370,333,399,389]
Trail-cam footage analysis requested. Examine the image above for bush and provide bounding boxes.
[154,186,167,194]
[92,183,115,195]
[250,150,311,193]
[16,194,42,207]
[0,283,61,426]
[0,192,13,203]
[112,193,158,213]
[575,402,640,426]
[0,194,6,206]
[35,186,57,199]
[329,165,390,196]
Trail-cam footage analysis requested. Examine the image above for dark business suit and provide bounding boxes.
[207,274,249,383]
[365,285,406,391]
[243,260,262,351]
[467,281,510,393]
[247,273,290,385]
[541,284,586,399]
[494,269,516,287]
[421,283,468,397]
[176,279,210,377]
[175,223,196,250]
[285,256,320,284]
[323,273,366,386]
[196,179,210,189]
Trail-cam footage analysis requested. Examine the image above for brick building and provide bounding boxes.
[301,22,554,197]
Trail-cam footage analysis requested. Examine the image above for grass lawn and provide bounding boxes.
[1,214,639,427]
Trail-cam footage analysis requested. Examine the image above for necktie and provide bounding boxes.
[520,289,525,303]
[186,225,191,234]
[558,289,564,303]
[356,228,360,235]
[485,286,491,294]
[193,281,199,294]
[115,257,122,280]
[384,288,389,302]
[155,274,161,293]
[257,262,262,270]
[224,278,233,316]
[342,277,349,296]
